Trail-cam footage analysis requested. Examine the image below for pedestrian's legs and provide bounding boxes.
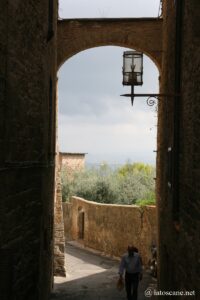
[125,273,132,300]
[132,273,139,300]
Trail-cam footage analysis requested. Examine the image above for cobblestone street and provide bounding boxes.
[50,243,157,300]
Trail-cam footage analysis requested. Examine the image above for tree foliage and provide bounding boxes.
[61,162,156,205]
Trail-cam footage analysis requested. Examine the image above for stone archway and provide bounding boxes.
[55,17,162,278]
[57,18,163,70]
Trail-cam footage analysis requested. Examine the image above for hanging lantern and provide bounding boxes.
[122,51,143,86]
[121,50,178,108]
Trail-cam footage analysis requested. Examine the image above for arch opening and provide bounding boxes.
[56,47,159,285]
[58,45,159,167]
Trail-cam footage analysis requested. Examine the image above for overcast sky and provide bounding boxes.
[58,0,160,165]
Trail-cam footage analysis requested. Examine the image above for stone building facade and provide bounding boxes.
[63,197,157,266]
[0,0,199,299]
[157,0,200,296]
[60,152,86,177]
[0,1,58,300]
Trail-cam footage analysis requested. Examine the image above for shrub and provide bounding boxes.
[61,162,156,205]
[135,191,156,206]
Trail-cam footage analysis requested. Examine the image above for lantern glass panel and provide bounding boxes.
[122,51,143,86]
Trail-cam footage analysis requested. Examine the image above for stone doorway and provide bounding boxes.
[78,210,85,240]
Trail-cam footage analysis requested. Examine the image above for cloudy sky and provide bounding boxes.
[58,0,160,165]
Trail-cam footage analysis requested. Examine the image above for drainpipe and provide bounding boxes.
[173,0,183,222]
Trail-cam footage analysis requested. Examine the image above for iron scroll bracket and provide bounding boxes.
[120,93,180,107]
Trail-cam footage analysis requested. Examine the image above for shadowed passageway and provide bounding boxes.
[50,243,156,300]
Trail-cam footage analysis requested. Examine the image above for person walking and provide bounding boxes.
[118,245,143,300]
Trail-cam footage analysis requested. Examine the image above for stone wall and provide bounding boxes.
[63,197,157,266]
[60,152,86,177]
[53,75,66,277]
[57,18,163,70]
[157,0,200,295]
[53,157,66,277]
[0,1,57,299]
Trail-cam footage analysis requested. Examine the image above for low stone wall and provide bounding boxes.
[63,197,157,265]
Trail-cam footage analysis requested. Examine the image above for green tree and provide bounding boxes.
[61,162,156,205]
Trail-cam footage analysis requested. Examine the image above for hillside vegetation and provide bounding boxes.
[61,162,156,206]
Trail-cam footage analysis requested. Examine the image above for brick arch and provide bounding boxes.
[57,18,163,71]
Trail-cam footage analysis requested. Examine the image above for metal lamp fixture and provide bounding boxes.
[122,51,143,86]
[121,50,180,107]
[122,51,143,105]
[121,50,169,108]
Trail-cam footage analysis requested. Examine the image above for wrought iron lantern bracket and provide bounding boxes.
[121,50,179,107]
[120,92,179,107]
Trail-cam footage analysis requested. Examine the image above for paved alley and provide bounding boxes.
[50,242,157,300]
